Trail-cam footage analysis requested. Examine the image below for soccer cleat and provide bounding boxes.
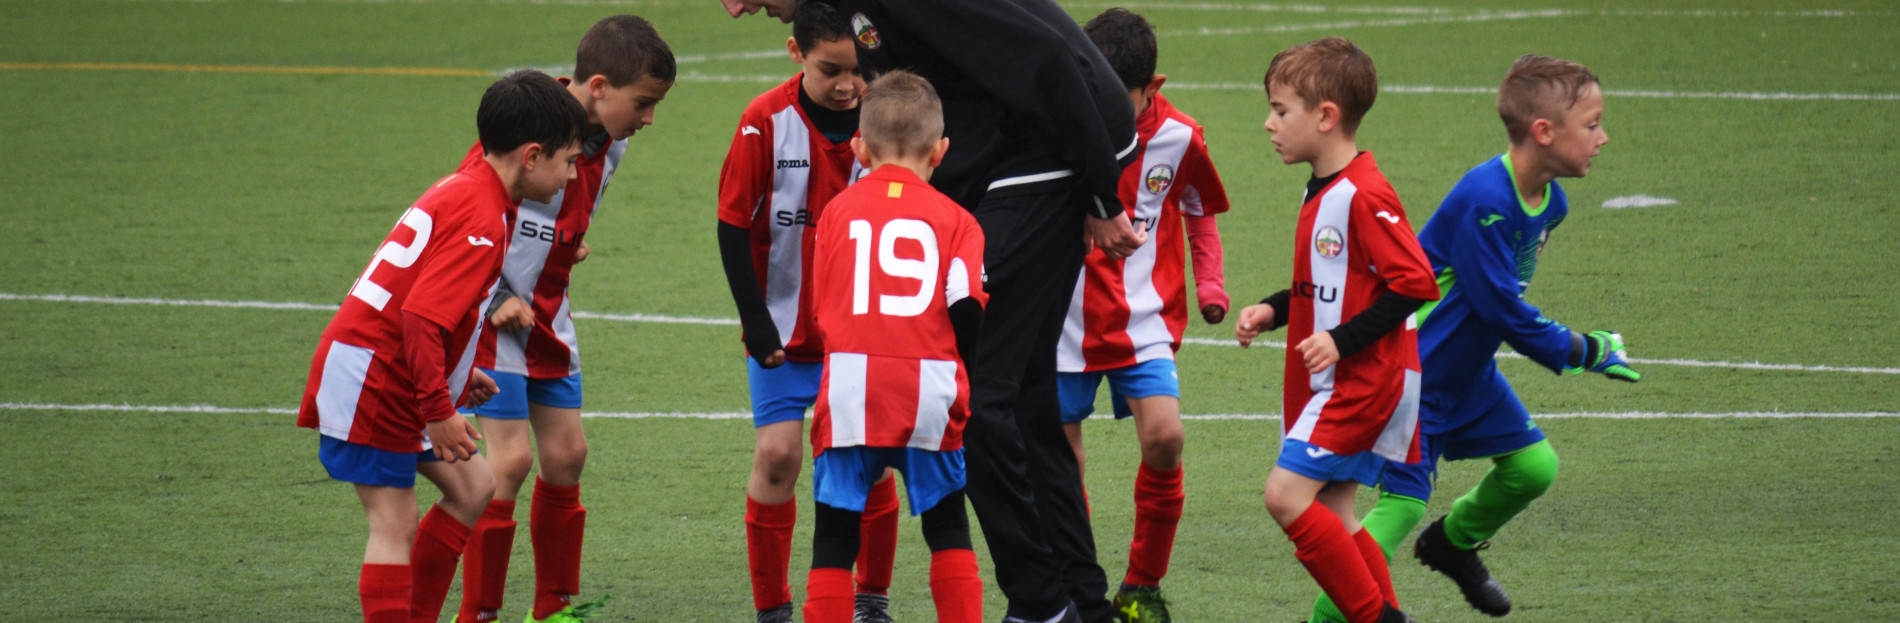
[854,593,894,623]
[1414,517,1511,617]
[526,594,611,623]
[1375,604,1416,623]
[1111,586,1172,623]
[757,602,795,623]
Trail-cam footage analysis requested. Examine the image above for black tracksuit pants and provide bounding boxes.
[965,187,1110,623]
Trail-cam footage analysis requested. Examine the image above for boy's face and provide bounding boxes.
[524,143,584,203]
[1263,81,1325,165]
[1545,83,1608,178]
[793,36,864,112]
[592,76,672,141]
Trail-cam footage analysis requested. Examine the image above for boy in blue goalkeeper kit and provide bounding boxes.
[1306,55,1640,623]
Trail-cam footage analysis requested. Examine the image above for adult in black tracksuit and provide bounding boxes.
[723,2,1143,621]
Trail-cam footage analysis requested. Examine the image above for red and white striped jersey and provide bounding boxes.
[1059,93,1229,372]
[1282,152,1437,463]
[810,166,987,455]
[298,159,512,453]
[466,129,625,379]
[717,75,864,363]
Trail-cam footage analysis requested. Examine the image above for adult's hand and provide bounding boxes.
[1085,213,1147,259]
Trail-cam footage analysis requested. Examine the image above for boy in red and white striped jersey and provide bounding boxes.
[454,16,674,623]
[714,4,901,622]
[297,70,589,623]
[1233,38,1438,623]
[804,70,987,623]
[1057,10,1231,619]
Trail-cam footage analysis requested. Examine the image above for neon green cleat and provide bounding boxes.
[1112,586,1171,623]
[525,594,612,623]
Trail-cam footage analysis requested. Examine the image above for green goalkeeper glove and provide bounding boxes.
[1568,330,1640,382]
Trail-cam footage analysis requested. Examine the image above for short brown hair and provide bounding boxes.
[574,15,676,87]
[1085,8,1157,91]
[859,70,943,160]
[1263,37,1377,135]
[1498,55,1599,144]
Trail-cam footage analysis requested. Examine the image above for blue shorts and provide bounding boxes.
[319,435,442,488]
[1057,358,1180,423]
[1382,389,1546,501]
[1275,438,1388,488]
[813,446,965,515]
[748,358,822,427]
[458,369,583,420]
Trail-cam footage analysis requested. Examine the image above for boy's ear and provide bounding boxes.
[1530,118,1556,146]
[786,36,804,64]
[518,142,546,170]
[850,137,872,167]
[1316,101,1341,134]
[585,74,610,100]
[928,136,950,169]
[1146,74,1168,96]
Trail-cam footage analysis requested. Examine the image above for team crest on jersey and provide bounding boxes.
[852,13,881,49]
[1315,226,1344,259]
[1144,164,1174,194]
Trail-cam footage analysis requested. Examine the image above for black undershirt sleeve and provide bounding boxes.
[1260,290,1291,331]
[1327,291,1428,360]
[948,297,983,378]
[717,221,784,362]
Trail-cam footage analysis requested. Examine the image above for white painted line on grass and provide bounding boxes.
[11,292,1900,375]
[1167,82,1900,102]
[1602,195,1680,209]
[1166,9,1576,36]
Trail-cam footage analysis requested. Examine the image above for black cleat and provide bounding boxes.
[757,603,795,623]
[1376,604,1417,623]
[1414,517,1511,617]
[854,593,894,623]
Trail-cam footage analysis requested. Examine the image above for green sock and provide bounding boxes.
[1308,491,1428,623]
[1443,439,1560,549]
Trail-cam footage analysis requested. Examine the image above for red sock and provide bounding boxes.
[855,477,900,596]
[1353,527,1398,609]
[530,478,585,620]
[803,567,855,623]
[745,496,797,611]
[929,549,984,623]
[1124,463,1184,587]
[360,563,411,623]
[410,505,473,623]
[456,499,517,623]
[1283,502,1383,623]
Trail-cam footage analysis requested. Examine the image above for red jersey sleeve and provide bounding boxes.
[1349,192,1439,301]
[717,108,774,229]
[402,202,506,330]
[1176,127,1230,217]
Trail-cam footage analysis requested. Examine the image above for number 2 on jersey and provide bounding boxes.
[849,218,938,317]
[349,207,433,311]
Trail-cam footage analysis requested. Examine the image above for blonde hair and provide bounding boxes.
[1263,37,1377,135]
[859,70,943,159]
[1498,55,1599,144]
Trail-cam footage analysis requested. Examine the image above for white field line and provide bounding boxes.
[1066,2,1459,15]
[3,402,1892,421]
[1166,9,1576,36]
[10,292,1899,375]
[1166,82,1900,102]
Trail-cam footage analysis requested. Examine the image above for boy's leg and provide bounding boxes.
[526,399,591,620]
[1416,391,1555,617]
[854,472,901,602]
[743,358,820,618]
[920,490,983,623]
[1055,371,1103,480]
[1310,434,1438,623]
[356,484,420,623]
[1269,438,1398,623]
[414,454,496,623]
[459,414,532,623]
[806,502,864,623]
[1121,390,1184,590]
[1444,439,1559,548]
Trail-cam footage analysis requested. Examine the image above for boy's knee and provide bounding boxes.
[539,437,589,482]
[753,440,803,484]
[1499,441,1560,498]
[1140,427,1185,466]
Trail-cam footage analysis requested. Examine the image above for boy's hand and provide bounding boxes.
[575,240,590,264]
[464,369,499,406]
[755,349,786,369]
[1085,213,1147,259]
[491,297,533,332]
[426,416,483,463]
[1296,332,1340,372]
[1234,303,1275,347]
[1577,330,1641,382]
[1201,304,1227,325]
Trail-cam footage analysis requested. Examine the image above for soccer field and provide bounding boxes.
[2,0,1897,620]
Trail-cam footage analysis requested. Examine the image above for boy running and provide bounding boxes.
[1305,54,1636,623]
[1233,37,1437,623]
[804,69,987,623]
[455,16,674,623]
[297,70,589,623]
[1058,9,1230,621]
[714,4,900,622]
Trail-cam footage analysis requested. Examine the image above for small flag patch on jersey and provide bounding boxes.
[888,182,903,198]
